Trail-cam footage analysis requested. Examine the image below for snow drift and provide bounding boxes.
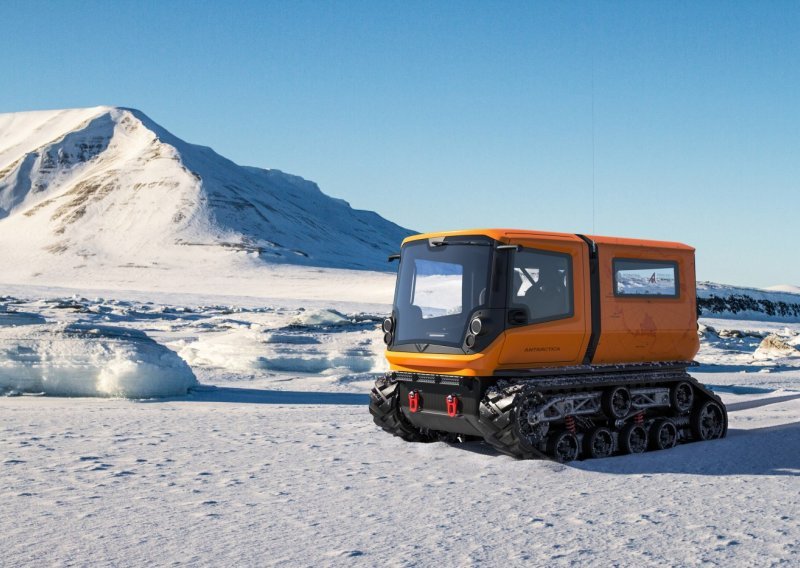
[0,320,196,397]
[753,333,800,361]
[174,308,383,374]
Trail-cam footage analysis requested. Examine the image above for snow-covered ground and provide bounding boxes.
[1,287,799,566]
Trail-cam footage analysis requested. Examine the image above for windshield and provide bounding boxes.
[393,238,493,347]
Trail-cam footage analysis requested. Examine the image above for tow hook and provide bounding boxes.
[446,394,460,417]
[408,390,421,413]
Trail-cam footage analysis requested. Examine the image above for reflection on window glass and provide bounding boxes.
[412,259,463,319]
[393,238,492,346]
[614,259,678,297]
[510,249,572,321]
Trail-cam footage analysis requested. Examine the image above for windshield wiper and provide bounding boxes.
[429,238,492,247]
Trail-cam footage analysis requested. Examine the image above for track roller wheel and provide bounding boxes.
[602,386,632,419]
[691,400,725,441]
[583,427,615,459]
[670,381,694,414]
[619,423,647,455]
[649,419,678,451]
[547,431,580,462]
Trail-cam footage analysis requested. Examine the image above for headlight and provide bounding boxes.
[469,317,483,335]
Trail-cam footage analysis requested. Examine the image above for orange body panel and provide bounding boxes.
[494,234,590,368]
[387,229,699,376]
[587,238,699,364]
[386,337,507,376]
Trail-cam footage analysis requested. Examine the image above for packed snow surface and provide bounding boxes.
[1,285,799,566]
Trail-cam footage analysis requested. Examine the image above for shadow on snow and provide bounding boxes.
[445,422,800,477]
[696,363,793,374]
[140,386,369,406]
[573,421,800,477]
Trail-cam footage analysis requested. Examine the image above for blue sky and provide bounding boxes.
[4,1,798,287]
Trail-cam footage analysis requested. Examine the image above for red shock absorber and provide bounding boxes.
[635,412,644,426]
[565,415,576,434]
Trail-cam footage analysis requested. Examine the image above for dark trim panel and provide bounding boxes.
[576,234,601,365]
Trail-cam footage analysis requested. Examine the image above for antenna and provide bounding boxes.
[591,4,596,235]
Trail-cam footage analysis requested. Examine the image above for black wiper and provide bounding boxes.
[429,238,492,247]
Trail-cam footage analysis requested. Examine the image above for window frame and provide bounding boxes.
[612,258,680,299]
[508,247,575,325]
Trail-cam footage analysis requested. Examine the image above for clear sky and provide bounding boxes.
[3,1,799,287]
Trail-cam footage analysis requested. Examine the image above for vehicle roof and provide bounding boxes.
[402,228,694,251]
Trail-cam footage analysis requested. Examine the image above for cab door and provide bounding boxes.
[497,234,591,367]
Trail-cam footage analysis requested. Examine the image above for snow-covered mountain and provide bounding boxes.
[765,284,800,294]
[0,106,411,290]
[698,281,800,322]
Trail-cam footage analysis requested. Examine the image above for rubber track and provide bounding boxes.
[369,378,434,442]
[477,386,549,459]
[476,370,727,459]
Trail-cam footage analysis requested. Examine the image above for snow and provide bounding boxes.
[699,281,800,303]
[288,307,349,327]
[0,106,411,297]
[698,281,800,322]
[753,334,800,361]
[0,321,196,397]
[766,284,800,294]
[174,313,382,376]
[1,285,799,566]
[1,106,798,563]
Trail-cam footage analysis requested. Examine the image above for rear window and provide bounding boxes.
[613,259,679,298]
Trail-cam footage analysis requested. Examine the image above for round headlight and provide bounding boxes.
[469,317,483,335]
[465,334,476,348]
[383,332,393,345]
[382,317,394,333]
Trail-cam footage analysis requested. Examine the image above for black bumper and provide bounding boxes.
[392,372,488,437]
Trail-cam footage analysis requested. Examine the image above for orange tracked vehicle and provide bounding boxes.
[369,229,727,461]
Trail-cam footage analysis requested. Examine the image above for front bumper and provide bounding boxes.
[390,371,487,437]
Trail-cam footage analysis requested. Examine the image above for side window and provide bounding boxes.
[510,248,573,322]
[614,259,679,297]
